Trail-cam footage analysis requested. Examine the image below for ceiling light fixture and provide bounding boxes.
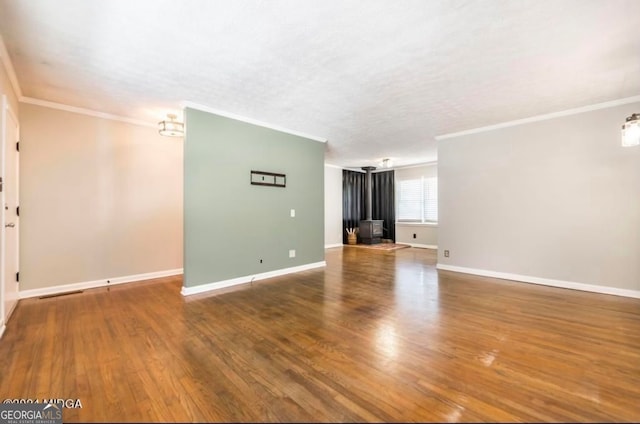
[158,113,184,137]
[621,113,640,147]
[380,158,393,168]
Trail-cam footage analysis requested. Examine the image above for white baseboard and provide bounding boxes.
[181,261,326,296]
[19,268,183,299]
[324,243,343,249]
[436,264,640,299]
[405,243,438,249]
[0,323,5,340]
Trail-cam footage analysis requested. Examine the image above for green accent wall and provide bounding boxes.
[184,108,325,288]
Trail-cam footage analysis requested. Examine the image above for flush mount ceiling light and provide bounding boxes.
[380,158,393,168]
[621,113,640,147]
[158,113,184,137]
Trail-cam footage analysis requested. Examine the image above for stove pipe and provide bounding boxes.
[361,166,376,220]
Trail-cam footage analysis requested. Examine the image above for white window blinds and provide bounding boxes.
[423,177,438,222]
[397,177,438,223]
[398,179,422,220]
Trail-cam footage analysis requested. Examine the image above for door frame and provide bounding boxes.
[1,94,20,329]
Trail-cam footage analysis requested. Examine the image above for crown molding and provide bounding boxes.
[392,161,438,170]
[338,160,438,172]
[436,95,640,140]
[181,100,327,143]
[0,34,23,99]
[20,97,157,128]
[324,163,345,169]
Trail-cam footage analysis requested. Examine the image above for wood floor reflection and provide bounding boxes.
[1,247,639,422]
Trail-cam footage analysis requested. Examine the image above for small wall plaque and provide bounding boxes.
[251,170,286,187]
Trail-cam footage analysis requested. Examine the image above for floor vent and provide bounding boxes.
[39,290,84,299]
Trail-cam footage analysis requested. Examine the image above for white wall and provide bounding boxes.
[395,224,438,248]
[395,163,438,247]
[324,165,343,247]
[19,103,183,293]
[438,101,640,296]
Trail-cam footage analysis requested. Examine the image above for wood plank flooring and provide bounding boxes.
[1,247,639,422]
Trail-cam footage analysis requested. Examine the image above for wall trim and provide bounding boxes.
[0,34,22,98]
[343,167,366,173]
[406,243,438,249]
[5,98,18,125]
[341,161,438,172]
[181,101,327,143]
[435,95,640,140]
[181,261,326,296]
[0,323,5,340]
[324,163,344,169]
[19,97,158,129]
[392,161,438,170]
[324,243,343,249]
[436,264,640,299]
[0,95,7,330]
[19,268,183,299]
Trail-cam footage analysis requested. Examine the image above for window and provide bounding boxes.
[397,177,438,222]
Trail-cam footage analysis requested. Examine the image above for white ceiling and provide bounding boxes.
[1,0,639,168]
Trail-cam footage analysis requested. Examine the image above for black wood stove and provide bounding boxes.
[359,166,384,244]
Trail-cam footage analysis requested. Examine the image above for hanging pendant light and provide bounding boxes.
[158,113,184,137]
[621,113,640,147]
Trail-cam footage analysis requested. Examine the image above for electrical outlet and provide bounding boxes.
[289,249,296,258]
[413,233,416,239]
[444,250,450,257]
[290,209,295,217]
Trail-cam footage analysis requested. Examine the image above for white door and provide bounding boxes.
[2,95,19,323]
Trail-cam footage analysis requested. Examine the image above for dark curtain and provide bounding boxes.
[342,170,365,244]
[372,170,395,242]
[343,169,395,244]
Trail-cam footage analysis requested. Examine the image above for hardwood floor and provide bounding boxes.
[1,247,639,422]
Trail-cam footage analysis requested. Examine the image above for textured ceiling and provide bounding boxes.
[1,0,639,168]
